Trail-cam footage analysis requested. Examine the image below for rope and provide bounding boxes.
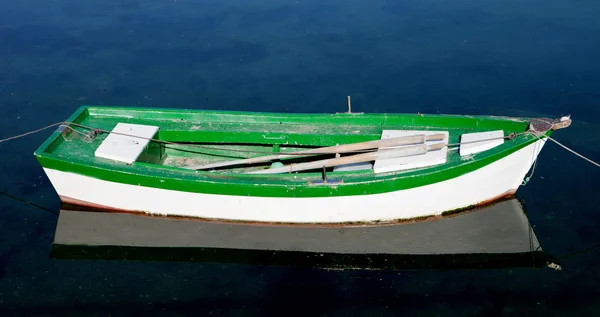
[447,133,519,148]
[522,138,541,186]
[1,119,599,262]
[527,132,600,168]
[546,135,600,168]
[527,211,536,267]
[0,122,65,144]
[521,131,600,265]
[557,244,600,260]
[0,121,523,156]
[0,191,58,216]
[522,158,538,186]
[0,121,293,156]
[1,120,598,167]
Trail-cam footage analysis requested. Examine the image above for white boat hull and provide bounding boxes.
[43,139,546,224]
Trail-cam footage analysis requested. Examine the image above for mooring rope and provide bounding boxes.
[0,191,58,216]
[521,136,542,186]
[0,121,524,157]
[0,122,297,156]
[0,121,356,156]
[1,119,599,263]
[527,209,536,267]
[547,135,600,168]
[527,132,600,168]
[557,244,600,260]
[0,122,65,144]
[2,120,599,166]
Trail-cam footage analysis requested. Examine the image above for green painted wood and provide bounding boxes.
[34,105,548,198]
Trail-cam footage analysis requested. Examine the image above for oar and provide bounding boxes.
[183,133,445,170]
[246,142,446,175]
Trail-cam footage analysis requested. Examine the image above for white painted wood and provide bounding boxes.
[373,130,448,173]
[43,139,547,224]
[333,162,373,172]
[94,123,159,164]
[185,133,445,170]
[248,143,446,175]
[460,130,504,156]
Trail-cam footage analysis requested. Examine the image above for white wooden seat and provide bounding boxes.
[459,130,504,156]
[373,130,448,173]
[95,123,159,164]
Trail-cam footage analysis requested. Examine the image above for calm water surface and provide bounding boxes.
[1,0,599,315]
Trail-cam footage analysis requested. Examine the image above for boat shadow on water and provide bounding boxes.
[51,197,559,271]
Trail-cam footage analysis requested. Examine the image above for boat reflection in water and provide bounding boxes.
[51,197,558,270]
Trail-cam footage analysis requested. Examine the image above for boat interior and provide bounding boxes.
[41,106,537,178]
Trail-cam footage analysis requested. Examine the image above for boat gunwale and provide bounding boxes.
[32,105,552,198]
[34,105,533,161]
[35,133,542,182]
[82,104,533,124]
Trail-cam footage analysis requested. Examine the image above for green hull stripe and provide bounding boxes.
[37,138,538,198]
[33,106,545,198]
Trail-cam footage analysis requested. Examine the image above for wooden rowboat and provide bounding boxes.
[34,105,571,225]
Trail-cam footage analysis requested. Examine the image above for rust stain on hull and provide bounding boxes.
[478,189,517,207]
[59,189,519,228]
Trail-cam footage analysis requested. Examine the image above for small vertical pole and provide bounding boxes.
[347,95,352,113]
[322,166,327,183]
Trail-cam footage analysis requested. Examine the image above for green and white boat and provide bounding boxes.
[34,105,571,225]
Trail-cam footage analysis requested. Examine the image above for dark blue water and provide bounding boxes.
[1,0,599,315]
